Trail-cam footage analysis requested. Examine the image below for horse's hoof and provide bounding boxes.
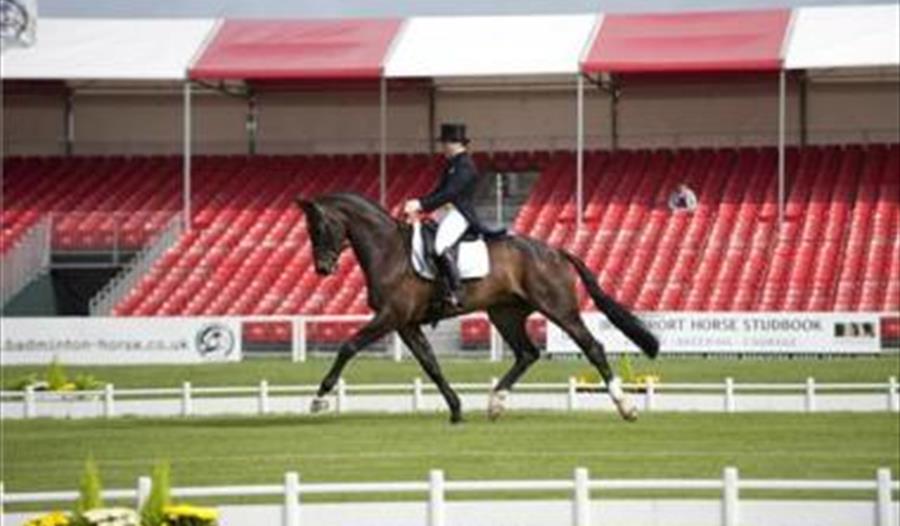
[310,396,330,414]
[450,413,464,425]
[487,390,508,421]
[615,399,639,422]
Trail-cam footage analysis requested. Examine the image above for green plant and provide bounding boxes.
[75,454,104,515]
[73,374,103,391]
[617,353,635,383]
[141,460,171,526]
[12,372,39,391]
[47,358,68,391]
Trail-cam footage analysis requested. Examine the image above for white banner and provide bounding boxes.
[1,317,242,364]
[548,312,889,354]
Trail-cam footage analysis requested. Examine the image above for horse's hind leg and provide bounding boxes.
[550,311,638,422]
[486,303,539,421]
[398,325,463,424]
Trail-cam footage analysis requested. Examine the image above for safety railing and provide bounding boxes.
[0,216,50,308]
[88,213,182,315]
[3,377,897,420]
[2,467,897,526]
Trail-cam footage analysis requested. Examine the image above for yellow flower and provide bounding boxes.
[24,511,70,526]
[164,503,219,521]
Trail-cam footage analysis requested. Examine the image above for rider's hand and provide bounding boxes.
[404,199,422,216]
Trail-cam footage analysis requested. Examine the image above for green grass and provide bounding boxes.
[2,355,899,390]
[2,412,898,499]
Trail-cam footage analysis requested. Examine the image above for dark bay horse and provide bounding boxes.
[297,193,659,423]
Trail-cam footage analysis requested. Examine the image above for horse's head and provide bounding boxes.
[296,198,348,276]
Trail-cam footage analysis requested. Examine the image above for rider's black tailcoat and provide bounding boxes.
[420,151,500,236]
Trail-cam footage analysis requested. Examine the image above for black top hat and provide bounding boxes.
[437,123,470,144]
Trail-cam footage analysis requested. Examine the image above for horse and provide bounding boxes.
[296,192,659,423]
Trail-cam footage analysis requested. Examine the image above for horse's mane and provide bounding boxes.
[317,192,407,229]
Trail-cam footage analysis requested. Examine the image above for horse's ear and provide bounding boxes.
[296,198,319,216]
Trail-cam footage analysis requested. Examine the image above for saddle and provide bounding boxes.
[410,219,494,281]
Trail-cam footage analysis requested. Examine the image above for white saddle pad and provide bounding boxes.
[411,221,490,280]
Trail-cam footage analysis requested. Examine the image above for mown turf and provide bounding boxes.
[3,355,899,390]
[2,412,898,497]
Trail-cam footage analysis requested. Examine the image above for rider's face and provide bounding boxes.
[441,141,464,158]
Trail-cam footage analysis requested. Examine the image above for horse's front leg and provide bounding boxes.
[311,313,394,413]
[398,325,463,424]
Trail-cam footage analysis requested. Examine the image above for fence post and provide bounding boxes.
[293,318,307,363]
[428,469,445,526]
[888,377,899,412]
[283,471,300,526]
[336,378,346,414]
[259,380,270,415]
[489,325,501,362]
[724,377,735,414]
[645,377,655,412]
[413,377,423,412]
[103,384,115,418]
[1,481,5,516]
[573,467,591,526]
[722,466,739,526]
[567,377,578,411]
[24,385,35,419]
[181,381,192,417]
[805,377,816,413]
[392,332,404,362]
[137,476,152,510]
[876,468,893,526]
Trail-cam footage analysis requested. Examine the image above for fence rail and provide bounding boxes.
[2,467,897,526]
[2,377,897,420]
[0,216,50,307]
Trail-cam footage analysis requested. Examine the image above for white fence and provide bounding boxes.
[0,216,50,307]
[2,377,898,420]
[2,467,898,526]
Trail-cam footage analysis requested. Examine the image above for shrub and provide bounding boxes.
[46,358,68,391]
[140,460,171,526]
[75,454,104,515]
[617,353,635,383]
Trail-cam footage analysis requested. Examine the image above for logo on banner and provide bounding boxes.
[1,0,36,47]
[195,323,236,359]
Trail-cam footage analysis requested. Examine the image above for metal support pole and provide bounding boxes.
[495,172,503,226]
[428,83,437,154]
[798,72,808,147]
[777,70,786,231]
[576,74,584,229]
[610,77,620,152]
[247,92,259,155]
[183,82,193,231]
[64,89,75,156]
[379,77,388,206]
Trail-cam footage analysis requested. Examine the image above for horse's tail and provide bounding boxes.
[561,251,660,359]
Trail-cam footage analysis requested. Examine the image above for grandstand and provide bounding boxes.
[3,143,898,346]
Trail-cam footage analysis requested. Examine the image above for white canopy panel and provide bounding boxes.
[785,5,900,70]
[385,14,598,78]
[1,18,217,80]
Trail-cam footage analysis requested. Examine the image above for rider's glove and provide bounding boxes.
[404,199,422,215]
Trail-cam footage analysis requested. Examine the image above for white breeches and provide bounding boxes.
[435,207,469,254]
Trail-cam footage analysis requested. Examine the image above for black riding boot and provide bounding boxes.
[435,251,464,308]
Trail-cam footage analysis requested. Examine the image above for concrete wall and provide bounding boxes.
[3,79,897,157]
[2,93,65,156]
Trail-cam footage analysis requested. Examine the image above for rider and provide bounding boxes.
[404,123,493,308]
